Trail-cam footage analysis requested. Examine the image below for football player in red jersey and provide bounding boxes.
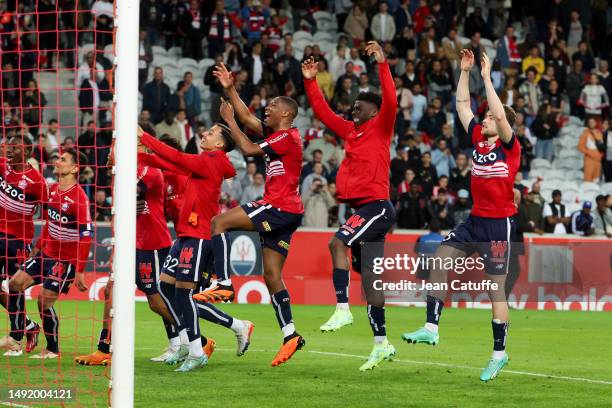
[302,42,398,371]
[194,63,305,367]
[402,50,520,382]
[0,136,48,356]
[8,149,92,359]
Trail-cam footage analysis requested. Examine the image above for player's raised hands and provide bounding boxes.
[481,52,491,80]
[213,63,234,89]
[460,49,474,72]
[301,57,318,80]
[219,98,235,123]
[365,41,385,63]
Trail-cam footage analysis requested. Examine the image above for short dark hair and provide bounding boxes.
[552,189,562,197]
[503,104,517,127]
[356,92,382,110]
[49,119,58,125]
[159,134,182,151]
[63,147,88,167]
[217,123,236,152]
[139,122,156,136]
[526,67,537,75]
[277,96,298,119]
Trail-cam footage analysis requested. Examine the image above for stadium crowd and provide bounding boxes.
[1,0,612,237]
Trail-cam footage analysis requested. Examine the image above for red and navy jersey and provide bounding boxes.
[37,183,93,272]
[468,118,521,218]
[140,133,236,240]
[257,127,304,214]
[137,164,172,251]
[163,169,187,229]
[304,61,397,206]
[0,158,48,242]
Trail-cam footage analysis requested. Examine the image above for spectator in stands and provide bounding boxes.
[185,122,206,154]
[178,0,205,60]
[497,26,521,70]
[394,0,412,34]
[419,27,439,63]
[155,111,181,147]
[358,72,374,94]
[400,60,417,90]
[441,28,462,70]
[450,189,472,226]
[427,188,453,229]
[397,168,417,196]
[593,195,612,237]
[603,119,612,182]
[138,110,155,132]
[516,124,535,176]
[347,48,367,76]
[566,59,586,117]
[426,59,452,105]
[595,60,611,104]
[371,2,396,43]
[78,68,101,126]
[417,104,444,140]
[538,66,556,95]
[225,41,244,72]
[569,201,595,236]
[517,190,544,235]
[316,59,334,101]
[333,77,358,107]
[449,153,470,193]
[544,79,565,119]
[397,182,427,229]
[579,74,610,120]
[302,162,328,194]
[305,131,343,164]
[410,83,427,129]
[571,41,595,74]
[394,27,417,64]
[578,117,605,182]
[76,52,104,87]
[207,0,233,58]
[41,119,61,157]
[531,102,558,161]
[395,76,413,138]
[93,189,112,222]
[418,152,437,198]
[137,30,153,92]
[244,41,264,86]
[431,138,456,178]
[172,109,194,149]
[240,0,269,46]
[168,75,201,123]
[304,117,324,148]
[522,46,545,82]
[78,120,97,166]
[464,6,490,39]
[391,147,409,187]
[547,46,568,87]
[303,178,335,228]
[21,79,47,136]
[520,67,544,121]
[142,67,171,125]
[301,149,326,181]
[240,172,265,205]
[240,161,258,190]
[344,5,368,47]
[330,45,348,82]
[543,189,570,234]
[276,44,302,93]
[91,0,114,50]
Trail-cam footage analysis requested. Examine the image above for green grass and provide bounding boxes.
[1,301,612,407]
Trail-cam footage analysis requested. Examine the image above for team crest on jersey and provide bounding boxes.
[18,179,28,190]
[62,202,70,211]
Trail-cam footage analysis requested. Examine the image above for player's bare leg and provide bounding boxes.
[1,271,35,355]
[262,248,305,367]
[320,237,354,332]
[194,206,256,303]
[76,281,113,365]
[401,245,467,346]
[480,273,510,382]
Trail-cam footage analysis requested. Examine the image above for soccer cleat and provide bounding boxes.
[3,349,23,357]
[25,322,41,353]
[150,346,178,362]
[235,321,254,356]
[359,340,396,371]
[75,350,111,366]
[480,353,509,382]
[0,335,22,350]
[320,308,354,332]
[271,334,305,367]
[174,355,208,372]
[30,349,60,359]
[401,327,440,346]
[164,345,189,365]
[193,283,235,303]
[203,337,216,359]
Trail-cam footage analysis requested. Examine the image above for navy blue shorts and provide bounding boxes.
[242,201,303,257]
[0,232,30,283]
[335,200,396,273]
[23,255,75,294]
[135,247,170,295]
[161,238,213,283]
[442,215,516,275]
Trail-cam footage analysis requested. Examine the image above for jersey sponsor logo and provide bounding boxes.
[139,262,153,281]
[490,240,508,262]
[48,207,70,224]
[0,177,26,201]
[179,247,194,266]
[230,234,257,276]
[266,160,285,177]
[268,132,288,145]
[472,150,498,164]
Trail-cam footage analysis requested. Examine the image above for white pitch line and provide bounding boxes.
[136,346,612,385]
[0,401,31,408]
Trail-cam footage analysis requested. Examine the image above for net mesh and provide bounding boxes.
[0,1,115,406]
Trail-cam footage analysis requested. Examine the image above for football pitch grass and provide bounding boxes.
[1,301,611,407]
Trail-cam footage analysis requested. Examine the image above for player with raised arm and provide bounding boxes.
[7,149,92,359]
[0,136,48,356]
[401,50,520,382]
[138,124,253,371]
[194,63,305,367]
[302,41,398,371]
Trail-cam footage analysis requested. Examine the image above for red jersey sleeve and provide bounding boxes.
[468,118,483,146]
[138,152,190,176]
[304,78,352,139]
[258,131,294,156]
[376,61,398,136]
[76,188,93,272]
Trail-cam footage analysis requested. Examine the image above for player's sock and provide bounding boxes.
[163,319,179,346]
[159,281,182,330]
[179,329,189,345]
[271,289,296,341]
[491,319,509,359]
[196,302,233,329]
[97,328,111,353]
[8,290,25,341]
[212,233,232,284]
[175,287,202,357]
[41,307,59,353]
[425,295,444,332]
[367,304,386,342]
[332,268,349,305]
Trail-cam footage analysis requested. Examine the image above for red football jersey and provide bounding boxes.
[37,183,93,272]
[137,165,172,250]
[0,158,48,242]
[468,119,521,218]
[140,134,236,240]
[163,169,187,229]
[257,127,304,214]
